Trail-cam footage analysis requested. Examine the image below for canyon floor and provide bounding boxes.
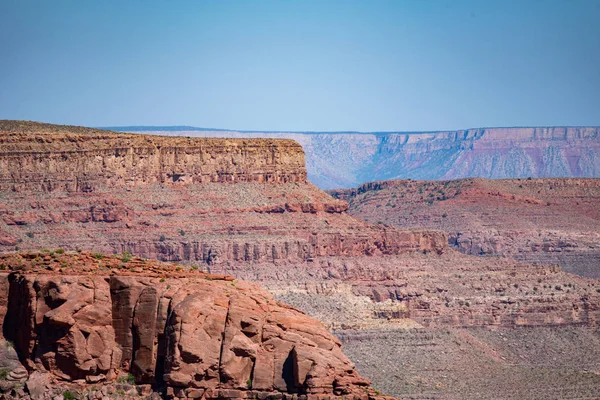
[0,122,599,400]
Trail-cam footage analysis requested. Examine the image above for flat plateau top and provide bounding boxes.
[0,120,303,152]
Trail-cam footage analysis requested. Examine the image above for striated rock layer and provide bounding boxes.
[329,177,600,278]
[0,120,306,193]
[2,121,600,399]
[115,126,600,189]
[0,121,446,264]
[0,252,386,400]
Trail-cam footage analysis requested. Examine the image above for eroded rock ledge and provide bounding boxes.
[0,121,307,192]
[0,121,447,264]
[0,252,389,400]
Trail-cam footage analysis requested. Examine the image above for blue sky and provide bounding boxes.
[1,0,599,131]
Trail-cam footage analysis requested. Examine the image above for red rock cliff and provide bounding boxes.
[0,252,387,400]
[0,120,306,192]
[0,121,447,264]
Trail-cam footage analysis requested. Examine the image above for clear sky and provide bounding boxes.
[1,0,599,132]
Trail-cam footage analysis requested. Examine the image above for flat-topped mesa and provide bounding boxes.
[0,121,448,262]
[329,177,600,278]
[0,121,307,192]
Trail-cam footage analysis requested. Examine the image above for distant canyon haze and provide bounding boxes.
[108,126,600,189]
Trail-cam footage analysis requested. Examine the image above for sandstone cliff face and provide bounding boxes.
[128,126,600,189]
[0,121,447,265]
[0,121,306,193]
[329,177,600,278]
[0,252,382,400]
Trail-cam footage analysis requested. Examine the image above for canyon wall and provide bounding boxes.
[329,177,600,278]
[0,121,446,264]
[0,121,306,193]
[120,126,600,189]
[2,121,600,399]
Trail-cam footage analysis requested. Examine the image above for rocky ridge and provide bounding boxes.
[329,177,600,278]
[0,121,445,264]
[0,252,387,400]
[0,120,306,193]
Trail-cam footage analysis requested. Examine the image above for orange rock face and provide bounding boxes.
[0,121,307,193]
[2,121,599,399]
[0,252,382,399]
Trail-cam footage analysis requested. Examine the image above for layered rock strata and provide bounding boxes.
[2,121,599,399]
[329,178,600,278]
[0,121,446,264]
[117,126,600,189]
[0,121,306,193]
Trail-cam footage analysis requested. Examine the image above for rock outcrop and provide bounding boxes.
[2,121,600,400]
[0,121,446,264]
[329,177,600,278]
[0,252,385,400]
[0,121,306,193]
[114,126,600,189]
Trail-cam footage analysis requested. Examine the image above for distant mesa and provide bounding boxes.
[329,177,600,279]
[110,125,600,189]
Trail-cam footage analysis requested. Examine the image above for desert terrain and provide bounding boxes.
[0,121,598,399]
[329,178,600,279]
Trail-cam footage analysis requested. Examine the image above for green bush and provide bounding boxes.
[121,252,132,263]
[0,368,10,380]
[63,391,75,400]
[92,253,104,260]
[117,373,135,384]
[159,234,166,242]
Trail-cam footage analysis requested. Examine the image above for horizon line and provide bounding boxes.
[100,124,600,135]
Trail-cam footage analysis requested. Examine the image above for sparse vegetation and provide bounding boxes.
[0,368,10,380]
[63,391,75,400]
[117,373,135,385]
[121,252,132,262]
[92,253,104,260]
[159,234,166,242]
